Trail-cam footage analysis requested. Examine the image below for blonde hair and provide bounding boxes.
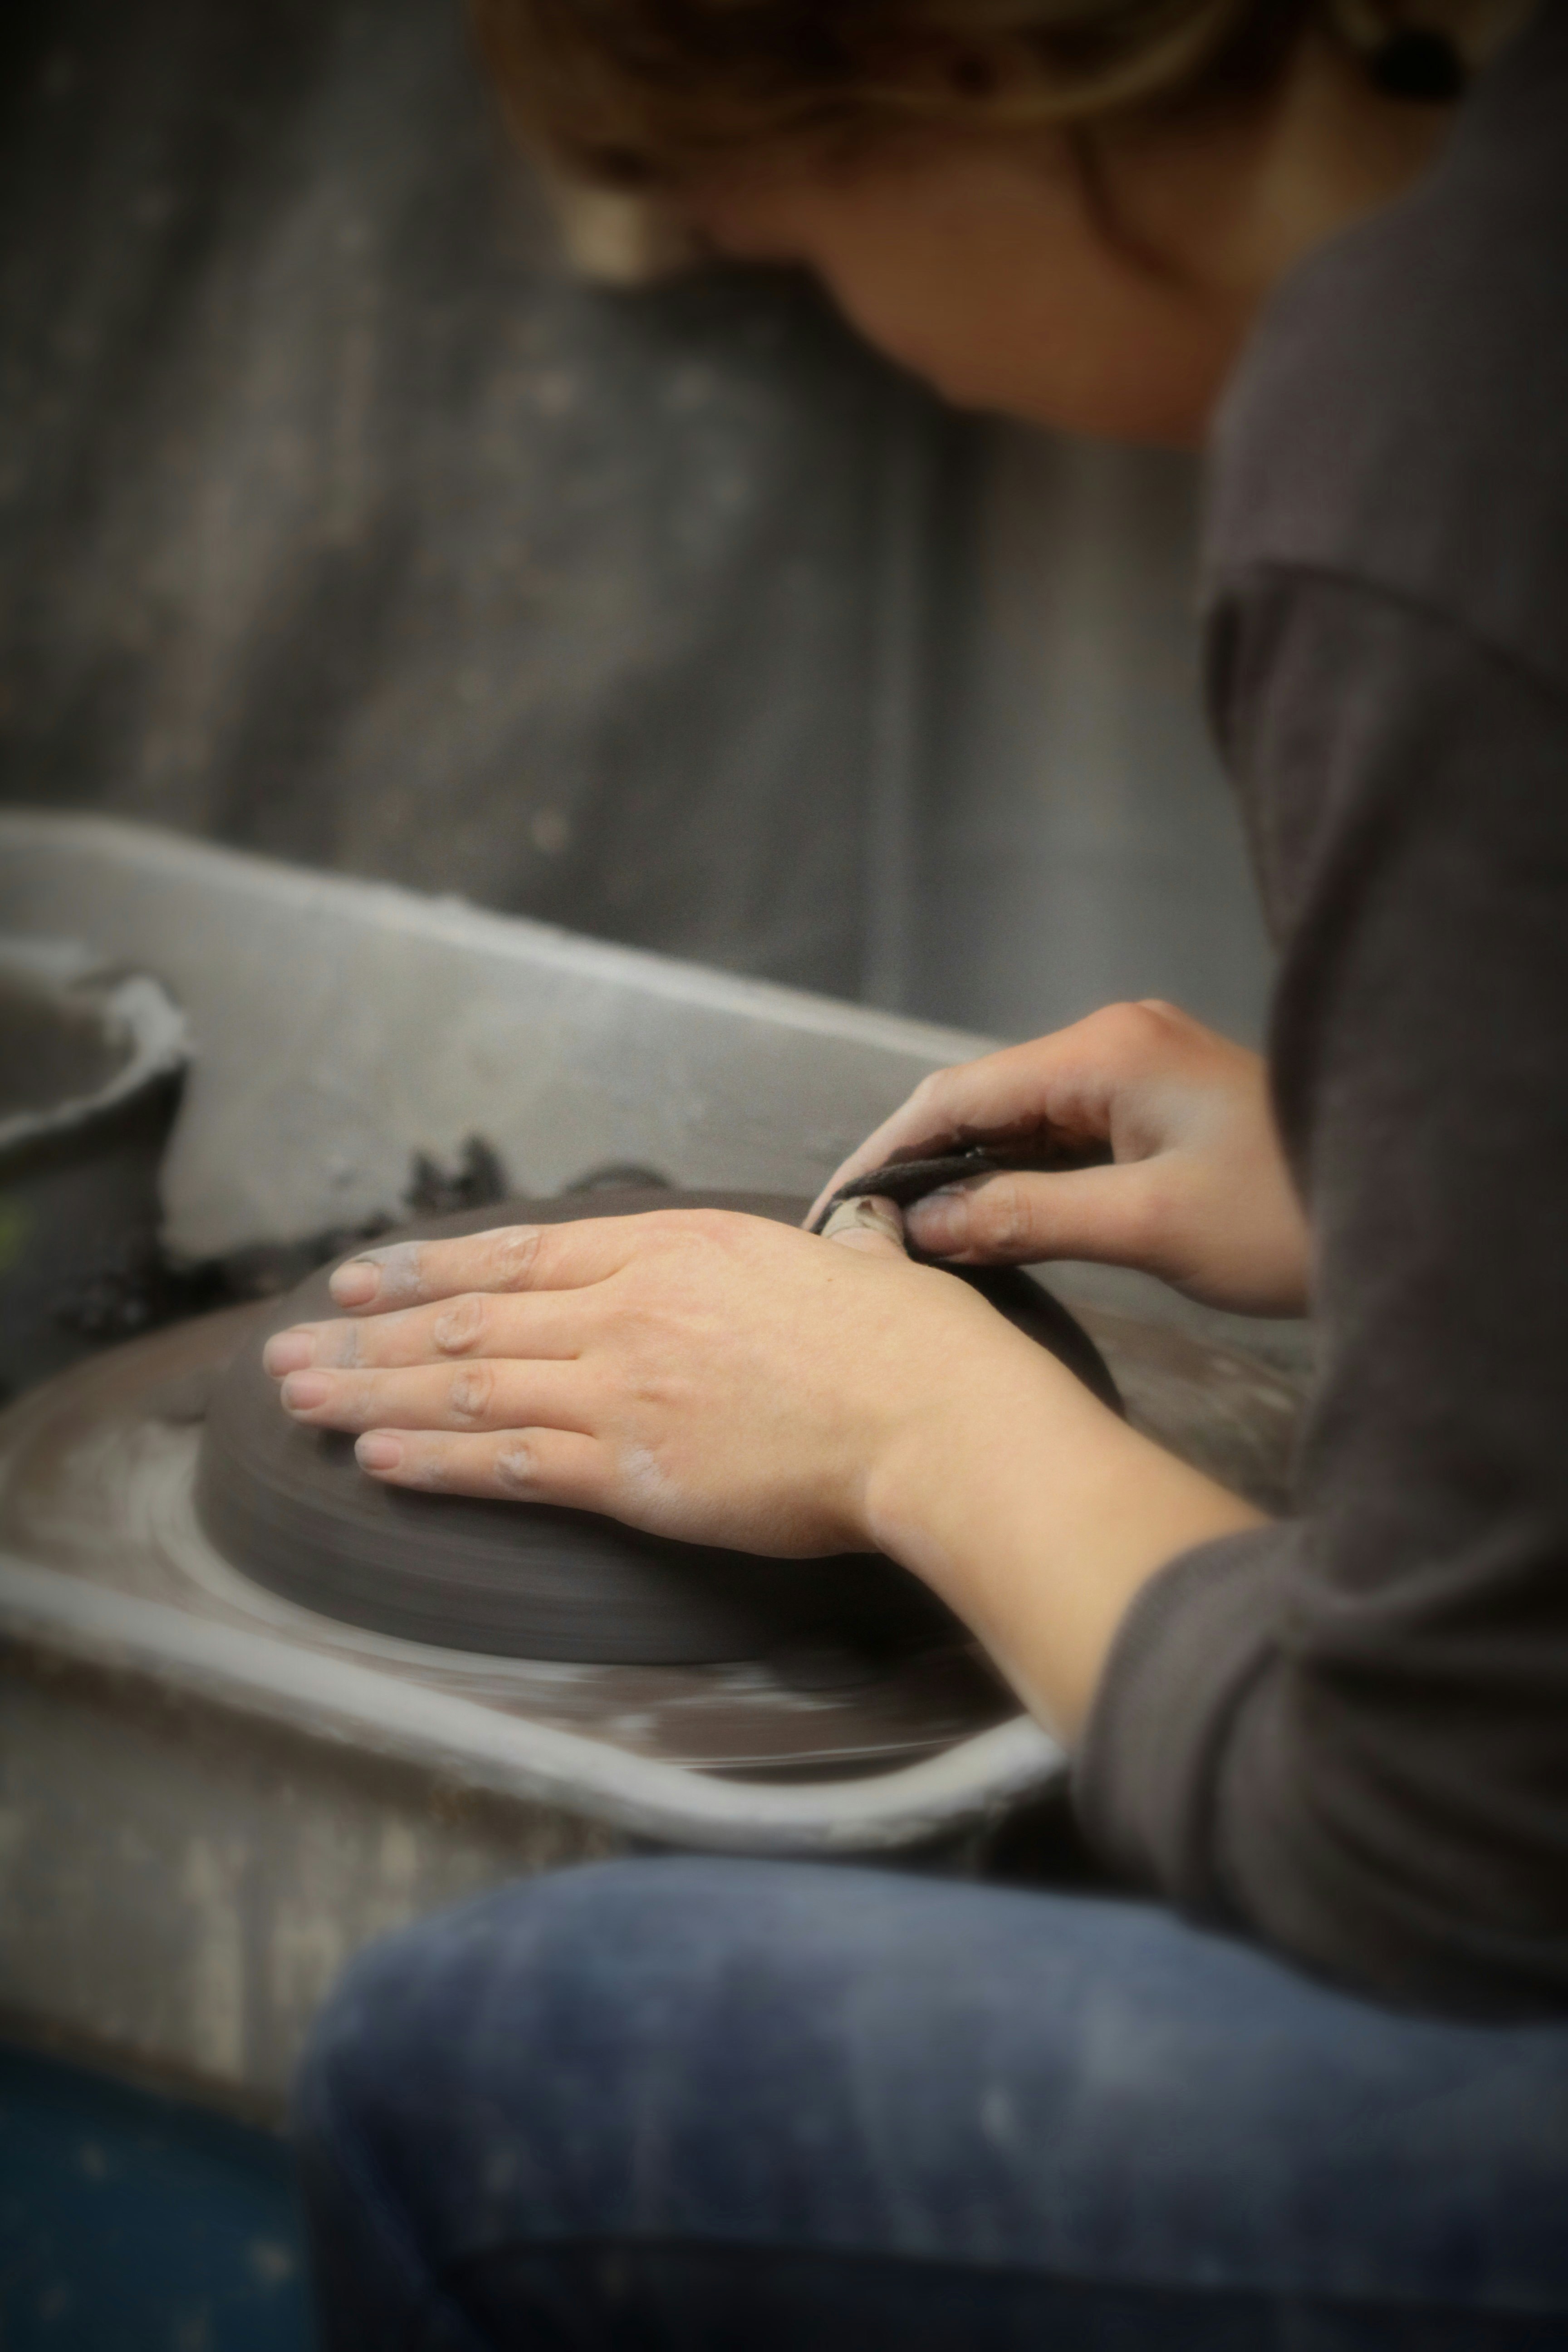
[473,0,1496,191]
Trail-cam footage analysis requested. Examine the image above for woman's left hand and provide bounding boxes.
[264,1202,1262,1735]
[262,1207,1054,1558]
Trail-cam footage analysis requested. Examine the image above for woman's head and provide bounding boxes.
[475,1,1515,439]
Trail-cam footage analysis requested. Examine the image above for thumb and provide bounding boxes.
[819,1195,908,1259]
[904,1163,1157,1269]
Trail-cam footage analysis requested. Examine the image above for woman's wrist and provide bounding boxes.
[862,1347,1264,1740]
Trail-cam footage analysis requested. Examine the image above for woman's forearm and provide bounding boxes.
[865,1365,1264,1741]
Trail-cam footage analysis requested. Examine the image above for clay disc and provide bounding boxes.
[197,1189,1120,1665]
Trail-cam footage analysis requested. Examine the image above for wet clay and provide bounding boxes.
[197,1188,1121,1666]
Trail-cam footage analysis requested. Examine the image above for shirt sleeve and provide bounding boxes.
[1074,565,1568,2019]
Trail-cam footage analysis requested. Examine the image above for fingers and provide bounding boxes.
[351,1425,606,1507]
[806,1078,979,1229]
[804,1016,1149,1229]
[905,1161,1166,1270]
[276,1357,595,1438]
[324,1213,674,1316]
[805,1003,1236,1231]
[263,1289,581,1376]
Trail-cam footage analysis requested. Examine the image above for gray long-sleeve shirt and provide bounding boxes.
[1077,2,1568,2018]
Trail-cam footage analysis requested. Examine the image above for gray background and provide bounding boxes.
[918,428,1271,1042]
[0,0,1272,1048]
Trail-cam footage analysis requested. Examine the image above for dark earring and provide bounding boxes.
[1368,27,1467,100]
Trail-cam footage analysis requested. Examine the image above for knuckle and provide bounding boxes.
[628,1362,681,1411]
[633,1211,728,1267]
[669,1209,728,1245]
[494,1439,537,1496]
[911,1066,960,1121]
[448,1363,495,1425]
[1093,1000,1171,1069]
[973,1174,1037,1255]
[490,1226,542,1289]
[433,1294,488,1355]
[650,1212,707,1247]
[609,1303,672,1368]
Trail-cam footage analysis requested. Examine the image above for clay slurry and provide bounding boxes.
[197,1189,1120,1665]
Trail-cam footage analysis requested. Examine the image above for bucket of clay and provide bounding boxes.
[0,940,189,1401]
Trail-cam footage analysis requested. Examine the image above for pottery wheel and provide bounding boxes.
[196,1189,1122,1666]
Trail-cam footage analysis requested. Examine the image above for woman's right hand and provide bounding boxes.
[810,1000,1310,1317]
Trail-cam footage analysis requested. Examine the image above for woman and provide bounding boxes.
[287,4,1568,2343]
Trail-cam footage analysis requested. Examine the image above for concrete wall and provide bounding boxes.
[912,427,1274,1048]
[0,0,1274,1051]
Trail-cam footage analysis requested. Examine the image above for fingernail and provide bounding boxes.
[906,1188,968,1250]
[281,1372,330,1411]
[356,1433,402,1472]
[329,1259,380,1307]
[263,1329,315,1376]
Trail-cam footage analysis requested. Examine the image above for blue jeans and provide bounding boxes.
[294,1858,1568,2349]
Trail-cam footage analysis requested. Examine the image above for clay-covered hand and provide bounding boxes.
[260,1208,1072,1552]
[810,1001,1310,1317]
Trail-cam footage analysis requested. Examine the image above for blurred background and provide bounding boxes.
[0,2,1275,2339]
[0,0,1272,1045]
